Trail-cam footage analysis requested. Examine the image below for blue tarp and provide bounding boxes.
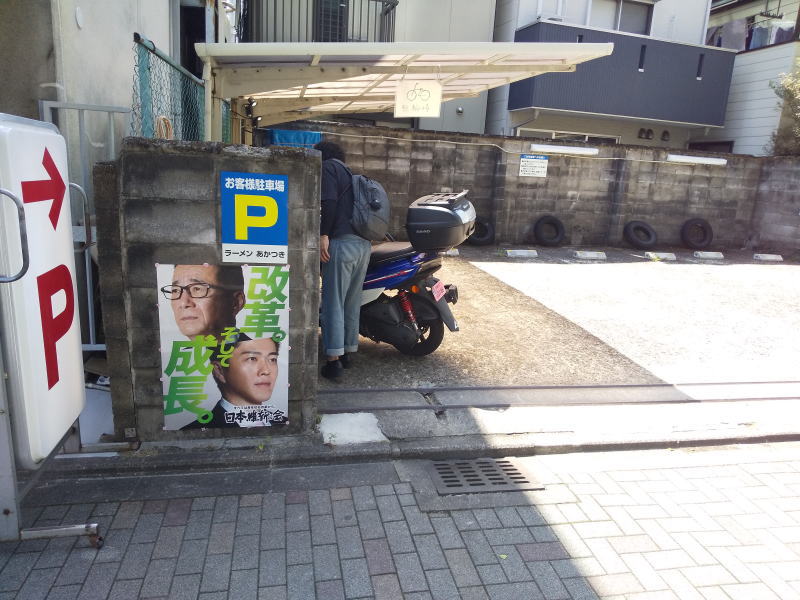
[266,129,322,148]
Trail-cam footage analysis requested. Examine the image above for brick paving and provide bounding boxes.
[2,444,800,599]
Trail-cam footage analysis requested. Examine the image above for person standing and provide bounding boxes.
[315,141,372,380]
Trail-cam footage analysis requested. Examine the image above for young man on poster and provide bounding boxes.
[162,264,245,340]
[182,332,286,428]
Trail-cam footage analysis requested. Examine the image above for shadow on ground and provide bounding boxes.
[318,246,664,391]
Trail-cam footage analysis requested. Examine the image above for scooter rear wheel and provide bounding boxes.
[401,319,445,356]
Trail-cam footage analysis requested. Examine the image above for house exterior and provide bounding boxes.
[688,0,800,155]
[486,0,737,149]
[238,0,496,134]
[0,0,173,190]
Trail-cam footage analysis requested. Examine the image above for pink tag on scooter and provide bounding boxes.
[432,280,446,302]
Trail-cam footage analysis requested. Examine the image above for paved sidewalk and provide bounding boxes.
[3,442,800,599]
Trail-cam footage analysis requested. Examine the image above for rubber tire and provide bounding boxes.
[533,215,566,246]
[681,218,713,250]
[466,219,494,246]
[400,318,445,356]
[623,220,658,250]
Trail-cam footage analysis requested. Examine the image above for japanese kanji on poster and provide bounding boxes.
[156,263,290,430]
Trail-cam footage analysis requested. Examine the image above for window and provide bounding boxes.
[618,0,652,35]
[590,0,653,35]
[314,0,349,42]
[519,129,621,145]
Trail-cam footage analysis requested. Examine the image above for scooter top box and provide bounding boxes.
[406,190,476,252]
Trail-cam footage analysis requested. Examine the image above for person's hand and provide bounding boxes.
[320,235,330,263]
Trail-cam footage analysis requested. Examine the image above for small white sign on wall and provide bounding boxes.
[394,80,442,118]
[519,154,548,178]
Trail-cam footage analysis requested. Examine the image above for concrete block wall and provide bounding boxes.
[753,157,800,250]
[313,126,500,242]
[94,138,320,441]
[309,123,798,251]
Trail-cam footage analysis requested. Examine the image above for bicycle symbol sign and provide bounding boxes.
[406,83,431,102]
[394,80,442,118]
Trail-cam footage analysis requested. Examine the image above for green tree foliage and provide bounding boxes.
[768,61,800,156]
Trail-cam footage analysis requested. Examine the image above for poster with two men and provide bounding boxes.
[157,171,290,430]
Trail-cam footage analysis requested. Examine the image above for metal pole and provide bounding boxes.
[107,112,115,160]
[138,44,155,138]
[133,33,204,86]
[0,331,22,541]
[77,110,92,212]
[203,61,213,141]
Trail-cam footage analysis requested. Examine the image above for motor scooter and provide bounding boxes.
[359,190,476,356]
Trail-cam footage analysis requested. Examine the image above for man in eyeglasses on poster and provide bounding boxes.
[160,264,246,340]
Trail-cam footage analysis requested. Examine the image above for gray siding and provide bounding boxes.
[509,22,736,126]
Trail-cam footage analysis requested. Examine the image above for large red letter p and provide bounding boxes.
[37,265,75,389]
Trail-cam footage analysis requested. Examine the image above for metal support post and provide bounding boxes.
[0,342,22,541]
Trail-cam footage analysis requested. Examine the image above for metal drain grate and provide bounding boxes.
[426,458,543,495]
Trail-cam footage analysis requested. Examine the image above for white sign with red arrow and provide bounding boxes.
[0,114,85,470]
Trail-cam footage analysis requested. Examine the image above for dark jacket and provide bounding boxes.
[320,158,356,238]
[180,401,230,429]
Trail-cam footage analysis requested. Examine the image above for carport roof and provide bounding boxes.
[194,41,614,133]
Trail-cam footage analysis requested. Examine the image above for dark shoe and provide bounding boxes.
[321,360,343,380]
[339,353,352,369]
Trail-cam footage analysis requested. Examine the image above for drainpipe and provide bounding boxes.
[203,60,213,142]
[206,0,216,44]
[48,0,67,104]
[701,0,712,44]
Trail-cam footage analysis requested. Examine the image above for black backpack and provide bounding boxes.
[332,159,390,241]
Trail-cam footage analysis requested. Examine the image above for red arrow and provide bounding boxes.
[21,148,65,229]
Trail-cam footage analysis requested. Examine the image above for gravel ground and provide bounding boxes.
[318,243,800,391]
[318,247,666,391]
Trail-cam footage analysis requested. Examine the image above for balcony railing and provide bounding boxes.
[240,0,398,43]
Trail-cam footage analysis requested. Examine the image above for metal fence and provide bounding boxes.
[240,0,397,43]
[131,33,231,143]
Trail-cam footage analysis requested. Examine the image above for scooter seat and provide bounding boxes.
[369,241,418,266]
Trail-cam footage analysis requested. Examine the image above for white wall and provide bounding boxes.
[589,0,618,29]
[513,0,711,44]
[394,0,495,42]
[691,42,800,156]
[651,0,711,45]
[53,0,171,108]
[394,0,496,133]
[50,0,172,190]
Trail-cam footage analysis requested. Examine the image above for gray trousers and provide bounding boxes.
[321,234,371,356]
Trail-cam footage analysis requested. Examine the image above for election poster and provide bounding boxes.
[156,263,290,430]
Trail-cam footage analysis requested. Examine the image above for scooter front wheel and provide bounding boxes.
[399,318,445,356]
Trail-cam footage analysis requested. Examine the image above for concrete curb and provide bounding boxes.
[35,428,800,481]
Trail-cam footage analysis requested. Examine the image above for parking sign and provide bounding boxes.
[220,171,289,264]
[0,114,85,469]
